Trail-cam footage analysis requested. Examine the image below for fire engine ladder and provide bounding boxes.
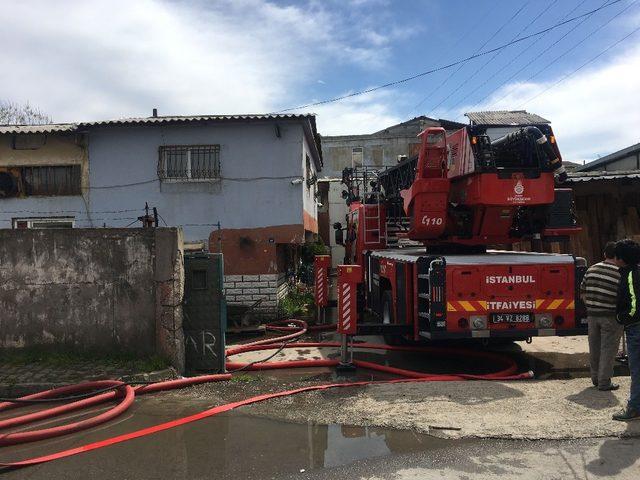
[363,191,382,245]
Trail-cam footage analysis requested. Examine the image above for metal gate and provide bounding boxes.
[183,252,226,372]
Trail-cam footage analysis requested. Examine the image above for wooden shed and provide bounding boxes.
[565,171,640,265]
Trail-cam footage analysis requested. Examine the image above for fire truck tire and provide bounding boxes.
[382,290,402,346]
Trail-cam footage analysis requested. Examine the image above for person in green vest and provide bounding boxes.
[613,239,640,421]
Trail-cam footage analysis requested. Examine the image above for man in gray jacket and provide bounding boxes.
[581,242,623,390]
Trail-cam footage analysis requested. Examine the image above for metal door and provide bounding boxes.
[183,252,226,372]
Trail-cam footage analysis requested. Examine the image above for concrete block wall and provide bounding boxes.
[224,273,289,319]
[0,227,185,372]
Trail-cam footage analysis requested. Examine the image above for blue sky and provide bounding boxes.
[1,0,639,163]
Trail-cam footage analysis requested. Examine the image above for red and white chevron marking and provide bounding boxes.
[315,267,326,306]
[339,282,353,333]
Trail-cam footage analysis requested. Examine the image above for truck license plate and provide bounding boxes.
[490,312,533,324]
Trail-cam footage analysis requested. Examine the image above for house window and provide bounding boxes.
[12,216,75,229]
[158,145,220,181]
[352,147,364,167]
[22,165,82,196]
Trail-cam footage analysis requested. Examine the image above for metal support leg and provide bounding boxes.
[337,334,356,372]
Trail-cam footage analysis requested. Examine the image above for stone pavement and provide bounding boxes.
[0,360,176,397]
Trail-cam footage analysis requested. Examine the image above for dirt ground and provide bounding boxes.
[210,334,639,440]
[243,377,640,440]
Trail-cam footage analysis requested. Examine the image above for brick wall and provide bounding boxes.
[224,273,289,319]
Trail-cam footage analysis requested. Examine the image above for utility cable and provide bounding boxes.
[520,24,640,106]
[464,0,594,113]
[522,0,637,83]
[427,0,553,115]
[440,0,570,118]
[403,7,495,117]
[70,175,304,190]
[272,0,623,113]
[123,218,140,228]
[157,212,168,226]
[0,208,143,214]
[466,0,622,113]
[413,1,532,115]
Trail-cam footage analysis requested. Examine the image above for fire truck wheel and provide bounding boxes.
[382,290,402,346]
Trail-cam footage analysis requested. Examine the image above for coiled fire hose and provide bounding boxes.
[0,319,532,469]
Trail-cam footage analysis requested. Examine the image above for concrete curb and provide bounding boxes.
[0,368,178,398]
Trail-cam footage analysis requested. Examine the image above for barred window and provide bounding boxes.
[158,145,220,181]
[22,165,81,196]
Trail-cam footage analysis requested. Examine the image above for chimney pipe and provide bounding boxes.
[152,108,158,118]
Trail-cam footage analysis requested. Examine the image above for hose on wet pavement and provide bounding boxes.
[0,319,533,468]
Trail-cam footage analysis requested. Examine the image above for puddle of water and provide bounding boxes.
[1,396,456,479]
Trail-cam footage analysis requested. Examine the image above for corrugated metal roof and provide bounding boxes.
[575,142,640,172]
[465,110,550,126]
[0,114,315,134]
[80,113,314,127]
[565,170,640,182]
[0,123,77,134]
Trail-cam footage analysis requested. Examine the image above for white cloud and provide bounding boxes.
[312,89,403,136]
[449,43,640,163]
[0,0,413,123]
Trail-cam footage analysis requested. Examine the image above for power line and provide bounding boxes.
[84,179,158,190]
[0,216,139,222]
[407,1,530,116]
[0,208,142,214]
[222,175,301,181]
[157,212,168,227]
[487,0,637,110]
[272,0,623,113]
[463,0,616,114]
[122,219,140,228]
[426,0,552,116]
[75,175,303,190]
[182,223,223,227]
[440,0,573,119]
[523,0,637,83]
[520,24,640,106]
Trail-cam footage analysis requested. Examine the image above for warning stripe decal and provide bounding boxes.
[445,299,576,312]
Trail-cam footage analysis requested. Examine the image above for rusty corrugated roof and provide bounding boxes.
[565,170,640,182]
[0,123,77,134]
[575,142,640,172]
[465,110,550,126]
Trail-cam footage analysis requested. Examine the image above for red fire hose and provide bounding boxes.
[1,320,532,469]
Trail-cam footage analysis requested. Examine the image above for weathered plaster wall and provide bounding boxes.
[0,228,184,369]
[0,132,90,198]
[86,121,308,241]
[0,121,316,242]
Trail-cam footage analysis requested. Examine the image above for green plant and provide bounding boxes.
[230,373,259,383]
[298,237,328,285]
[280,284,315,317]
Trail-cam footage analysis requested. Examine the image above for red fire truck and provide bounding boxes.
[330,121,587,343]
